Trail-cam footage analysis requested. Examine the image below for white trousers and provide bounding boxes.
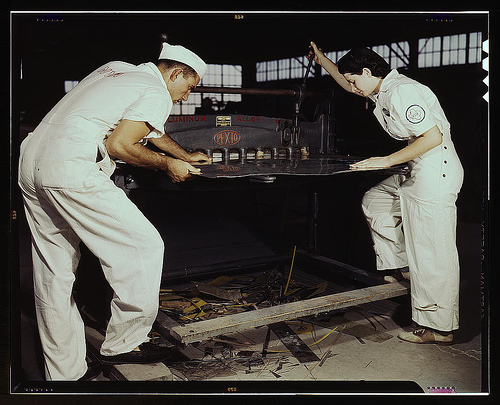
[18,122,164,380]
[361,139,463,332]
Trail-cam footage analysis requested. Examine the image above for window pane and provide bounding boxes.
[256,62,266,82]
[418,38,428,52]
[458,49,466,64]
[418,53,425,67]
[336,50,348,61]
[443,52,450,65]
[64,80,79,93]
[290,57,303,79]
[443,36,450,50]
[433,36,441,51]
[470,32,478,47]
[390,41,410,69]
[459,34,467,48]
[433,52,441,67]
[178,64,242,112]
[469,32,483,64]
[279,59,290,80]
[450,35,458,49]
[418,36,441,68]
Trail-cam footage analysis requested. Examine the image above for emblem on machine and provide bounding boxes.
[213,129,241,146]
[216,116,232,127]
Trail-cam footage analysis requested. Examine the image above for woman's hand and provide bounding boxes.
[352,126,443,170]
[350,156,392,170]
[309,41,328,66]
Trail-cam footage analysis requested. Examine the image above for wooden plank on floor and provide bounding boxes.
[153,310,187,349]
[170,281,409,344]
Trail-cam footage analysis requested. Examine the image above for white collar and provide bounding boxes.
[142,62,168,91]
[378,69,400,94]
[369,69,399,102]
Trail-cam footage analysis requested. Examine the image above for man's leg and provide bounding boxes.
[43,171,164,357]
[21,190,88,381]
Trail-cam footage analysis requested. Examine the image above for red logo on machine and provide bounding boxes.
[216,164,241,172]
[213,130,241,146]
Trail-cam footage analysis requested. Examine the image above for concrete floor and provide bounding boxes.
[192,307,483,393]
[80,295,483,394]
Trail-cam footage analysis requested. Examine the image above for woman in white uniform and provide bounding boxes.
[310,42,463,345]
[18,43,212,380]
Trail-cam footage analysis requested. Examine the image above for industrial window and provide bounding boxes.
[257,44,409,81]
[256,56,314,82]
[369,42,410,69]
[418,32,483,68]
[389,42,411,69]
[256,32,483,83]
[442,34,467,65]
[279,59,290,80]
[468,32,483,63]
[291,56,314,80]
[171,64,242,115]
[418,36,442,68]
[321,43,410,75]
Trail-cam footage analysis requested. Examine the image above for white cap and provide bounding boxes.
[159,42,207,79]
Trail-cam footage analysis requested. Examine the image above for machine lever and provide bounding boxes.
[291,47,316,146]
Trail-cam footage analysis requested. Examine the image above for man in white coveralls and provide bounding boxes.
[18,41,212,381]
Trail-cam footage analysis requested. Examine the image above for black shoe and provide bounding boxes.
[100,342,174,365]
[78,361,103,381]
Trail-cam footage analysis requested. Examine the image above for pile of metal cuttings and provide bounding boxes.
[152,266,397,381]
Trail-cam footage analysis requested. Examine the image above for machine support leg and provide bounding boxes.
[308,191,319,254]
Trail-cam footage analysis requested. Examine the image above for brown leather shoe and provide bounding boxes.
[383,269,410,283]
[398,328,453,345]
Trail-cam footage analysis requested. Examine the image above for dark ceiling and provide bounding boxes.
[12,11,488,67]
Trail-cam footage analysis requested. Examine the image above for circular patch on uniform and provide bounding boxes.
[405,105,426,124]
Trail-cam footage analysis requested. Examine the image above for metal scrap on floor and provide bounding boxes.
[147,264,407,381]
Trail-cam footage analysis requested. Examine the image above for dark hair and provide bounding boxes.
[157,59,198,78]
[337,48,391,78]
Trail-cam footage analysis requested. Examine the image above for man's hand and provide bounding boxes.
[185,151,213,164]
[165,158,202,183]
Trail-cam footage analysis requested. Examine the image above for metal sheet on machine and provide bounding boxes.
[193,156,408,179]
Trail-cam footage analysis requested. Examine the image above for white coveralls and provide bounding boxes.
[18,62,172,380]
[362,69,463,332]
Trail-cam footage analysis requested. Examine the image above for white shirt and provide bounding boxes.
[29,61,173,184]
[43,61,172,141]
[369,69,451,142]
